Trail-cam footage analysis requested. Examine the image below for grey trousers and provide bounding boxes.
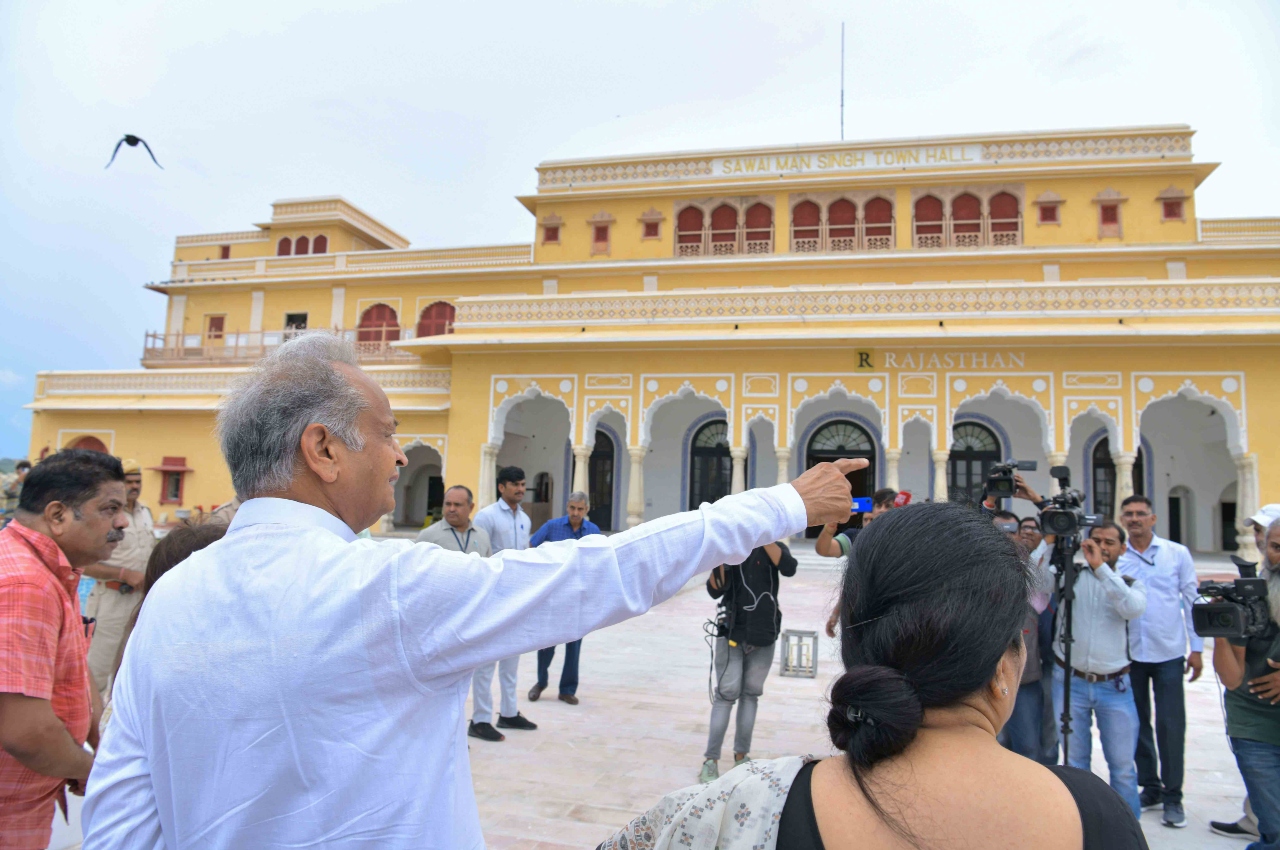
[704,639,775,760]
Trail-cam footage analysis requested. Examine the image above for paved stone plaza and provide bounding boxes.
[469,552,1248,849]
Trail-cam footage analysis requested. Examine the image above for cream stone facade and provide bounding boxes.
[28,125,1280,558]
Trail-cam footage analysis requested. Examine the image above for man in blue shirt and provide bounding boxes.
[527,491,600,705]
[1117,494,1203,829]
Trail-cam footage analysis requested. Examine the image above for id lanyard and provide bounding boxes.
[449,527,473,553]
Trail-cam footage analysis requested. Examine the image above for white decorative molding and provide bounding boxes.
[1131,372,1247,455]
[742,374,780,397]
[36,367,451,398]
[453,279,1280,328]
[896,405,938,449]
[56,429,116,452]
[1063,397,1124,451]
[945,373,1055,457]
[1063,372,1121,390]
[585,374,633,390]
[583,396,632,445]
[539,159,714,188]
[741,404,780,448]
[397,434,448,477]
[488,375,578,445]
[983,135,1190,162]
[639,374,735,447]
[897,373,937,398]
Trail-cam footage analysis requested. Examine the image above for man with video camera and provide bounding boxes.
[1051,521,1148,818]
[1208,516,1280,850]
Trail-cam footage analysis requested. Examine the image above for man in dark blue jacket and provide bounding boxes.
[698,540,797,782]
[527,492,601,705]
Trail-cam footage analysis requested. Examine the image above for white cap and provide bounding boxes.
[1249,503,1280,528]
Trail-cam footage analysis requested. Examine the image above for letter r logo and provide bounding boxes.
[857,351,873,369]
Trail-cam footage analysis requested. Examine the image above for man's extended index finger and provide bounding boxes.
[829,458,870,474]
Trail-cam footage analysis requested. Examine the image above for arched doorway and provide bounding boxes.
[806,420,875,536]
[948,422,1001,506]
[357,304,400,343]
[588,431,615,531]
[1091,437,1145,521]
[416,302,455,337]
[70,435,109,453]
[689,420,732,508]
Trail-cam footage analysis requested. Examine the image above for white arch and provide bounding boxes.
[641,385,727,448]
[897,409,937,450]
[952,384,1053,457]
[584,402,629,447]
[488,385,574,446]
[789,382,884,452]
[1065,403,1121,458]
[1137,384,1245,456]
[743,410,776,447]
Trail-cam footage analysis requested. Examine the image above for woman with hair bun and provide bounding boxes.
[602,501,1148,850]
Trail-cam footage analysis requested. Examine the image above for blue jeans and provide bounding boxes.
[1053,667,1141,819]
[537,639,581,696]
[1002,680,1044,760]
[1232,737,1280,850]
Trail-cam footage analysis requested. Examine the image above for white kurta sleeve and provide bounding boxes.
[392,483,809,684]
[81,652,165,850]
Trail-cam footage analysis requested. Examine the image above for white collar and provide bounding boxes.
[227,497,358,543]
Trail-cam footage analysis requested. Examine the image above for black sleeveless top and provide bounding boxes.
[777,760,1149,849]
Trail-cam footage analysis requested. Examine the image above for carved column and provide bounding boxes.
[730,447,748,495]
[1112,451,1137,523]
[572,444,591,497]
[885,449,902,492]
[626,446,646,527]
[932,450,950,502]
[1235,453,1261,562]
[1048,452,1068,494]
[774,447,792,484]
[478,443,499,508]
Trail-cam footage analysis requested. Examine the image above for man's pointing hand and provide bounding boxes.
[791,458,869,527]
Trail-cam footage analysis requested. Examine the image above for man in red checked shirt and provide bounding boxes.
[0,449,128,849]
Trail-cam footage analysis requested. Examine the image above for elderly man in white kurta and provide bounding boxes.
[80,335,861,850]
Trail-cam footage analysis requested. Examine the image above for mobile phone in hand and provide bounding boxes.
[851,497,873,513]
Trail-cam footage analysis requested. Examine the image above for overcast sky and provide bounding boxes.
[1,0,1277,458]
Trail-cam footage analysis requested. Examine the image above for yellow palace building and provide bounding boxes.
[28,124,1280,559]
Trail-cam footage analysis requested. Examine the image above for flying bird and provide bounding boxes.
[105,135,163,169]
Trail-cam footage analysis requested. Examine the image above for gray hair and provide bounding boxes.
[217,334,368,499]
[567,491,589,506]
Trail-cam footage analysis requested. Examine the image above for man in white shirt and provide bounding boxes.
[1051,521,1147,818]
[80,334,862,850]
[468,466,534,741]
[1116,493,1202,829]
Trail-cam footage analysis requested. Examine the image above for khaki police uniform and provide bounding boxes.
[85,500,154,695]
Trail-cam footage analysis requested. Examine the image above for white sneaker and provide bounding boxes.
[698,758,719,783]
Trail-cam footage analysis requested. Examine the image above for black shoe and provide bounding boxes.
[467,721,504,742]
[1162,801,1187,828]
[1139,787,1162,811]
[1209,820,1258,839]
[528,683,545,702]
[558,693,579,705]
[496,712,537,731]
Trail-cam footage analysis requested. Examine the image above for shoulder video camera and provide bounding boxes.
[1037,467,1102,537]
[985,460,1037,499]
[1192,556,1274,639]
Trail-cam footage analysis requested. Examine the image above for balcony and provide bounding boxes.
[142,328,421,367]
[789,220,896,254]
[912,215,1022,249]
[1199,218,1280,244]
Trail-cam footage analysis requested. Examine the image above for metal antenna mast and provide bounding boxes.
[840,22,845,140]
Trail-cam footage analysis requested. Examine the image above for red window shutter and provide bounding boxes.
[864,197,893,236]
[676,207,704,243]
[593,225,609,243]
[207,316,225,338]
[358,304,400,342]
[544,225,559,243]
[710,205,738,242]
[277,238,292,256]
[792,201,820,238]
[71,436,108,452]
[1101,204,1119,225]
[1163,200,1183,220]
[915,196,943,235]
[416,302,456,337]
[1039,205,1058,224]
[828,199,857,239]
[744,203,772,240]
[219,245,231,259]
[951,194,981,221]
[313,235,328,254]
[295,236,309,255]
[643,222,659,238]
[989,192,1019,220]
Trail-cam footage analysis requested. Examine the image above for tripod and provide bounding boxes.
[1052,533,1084,765]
